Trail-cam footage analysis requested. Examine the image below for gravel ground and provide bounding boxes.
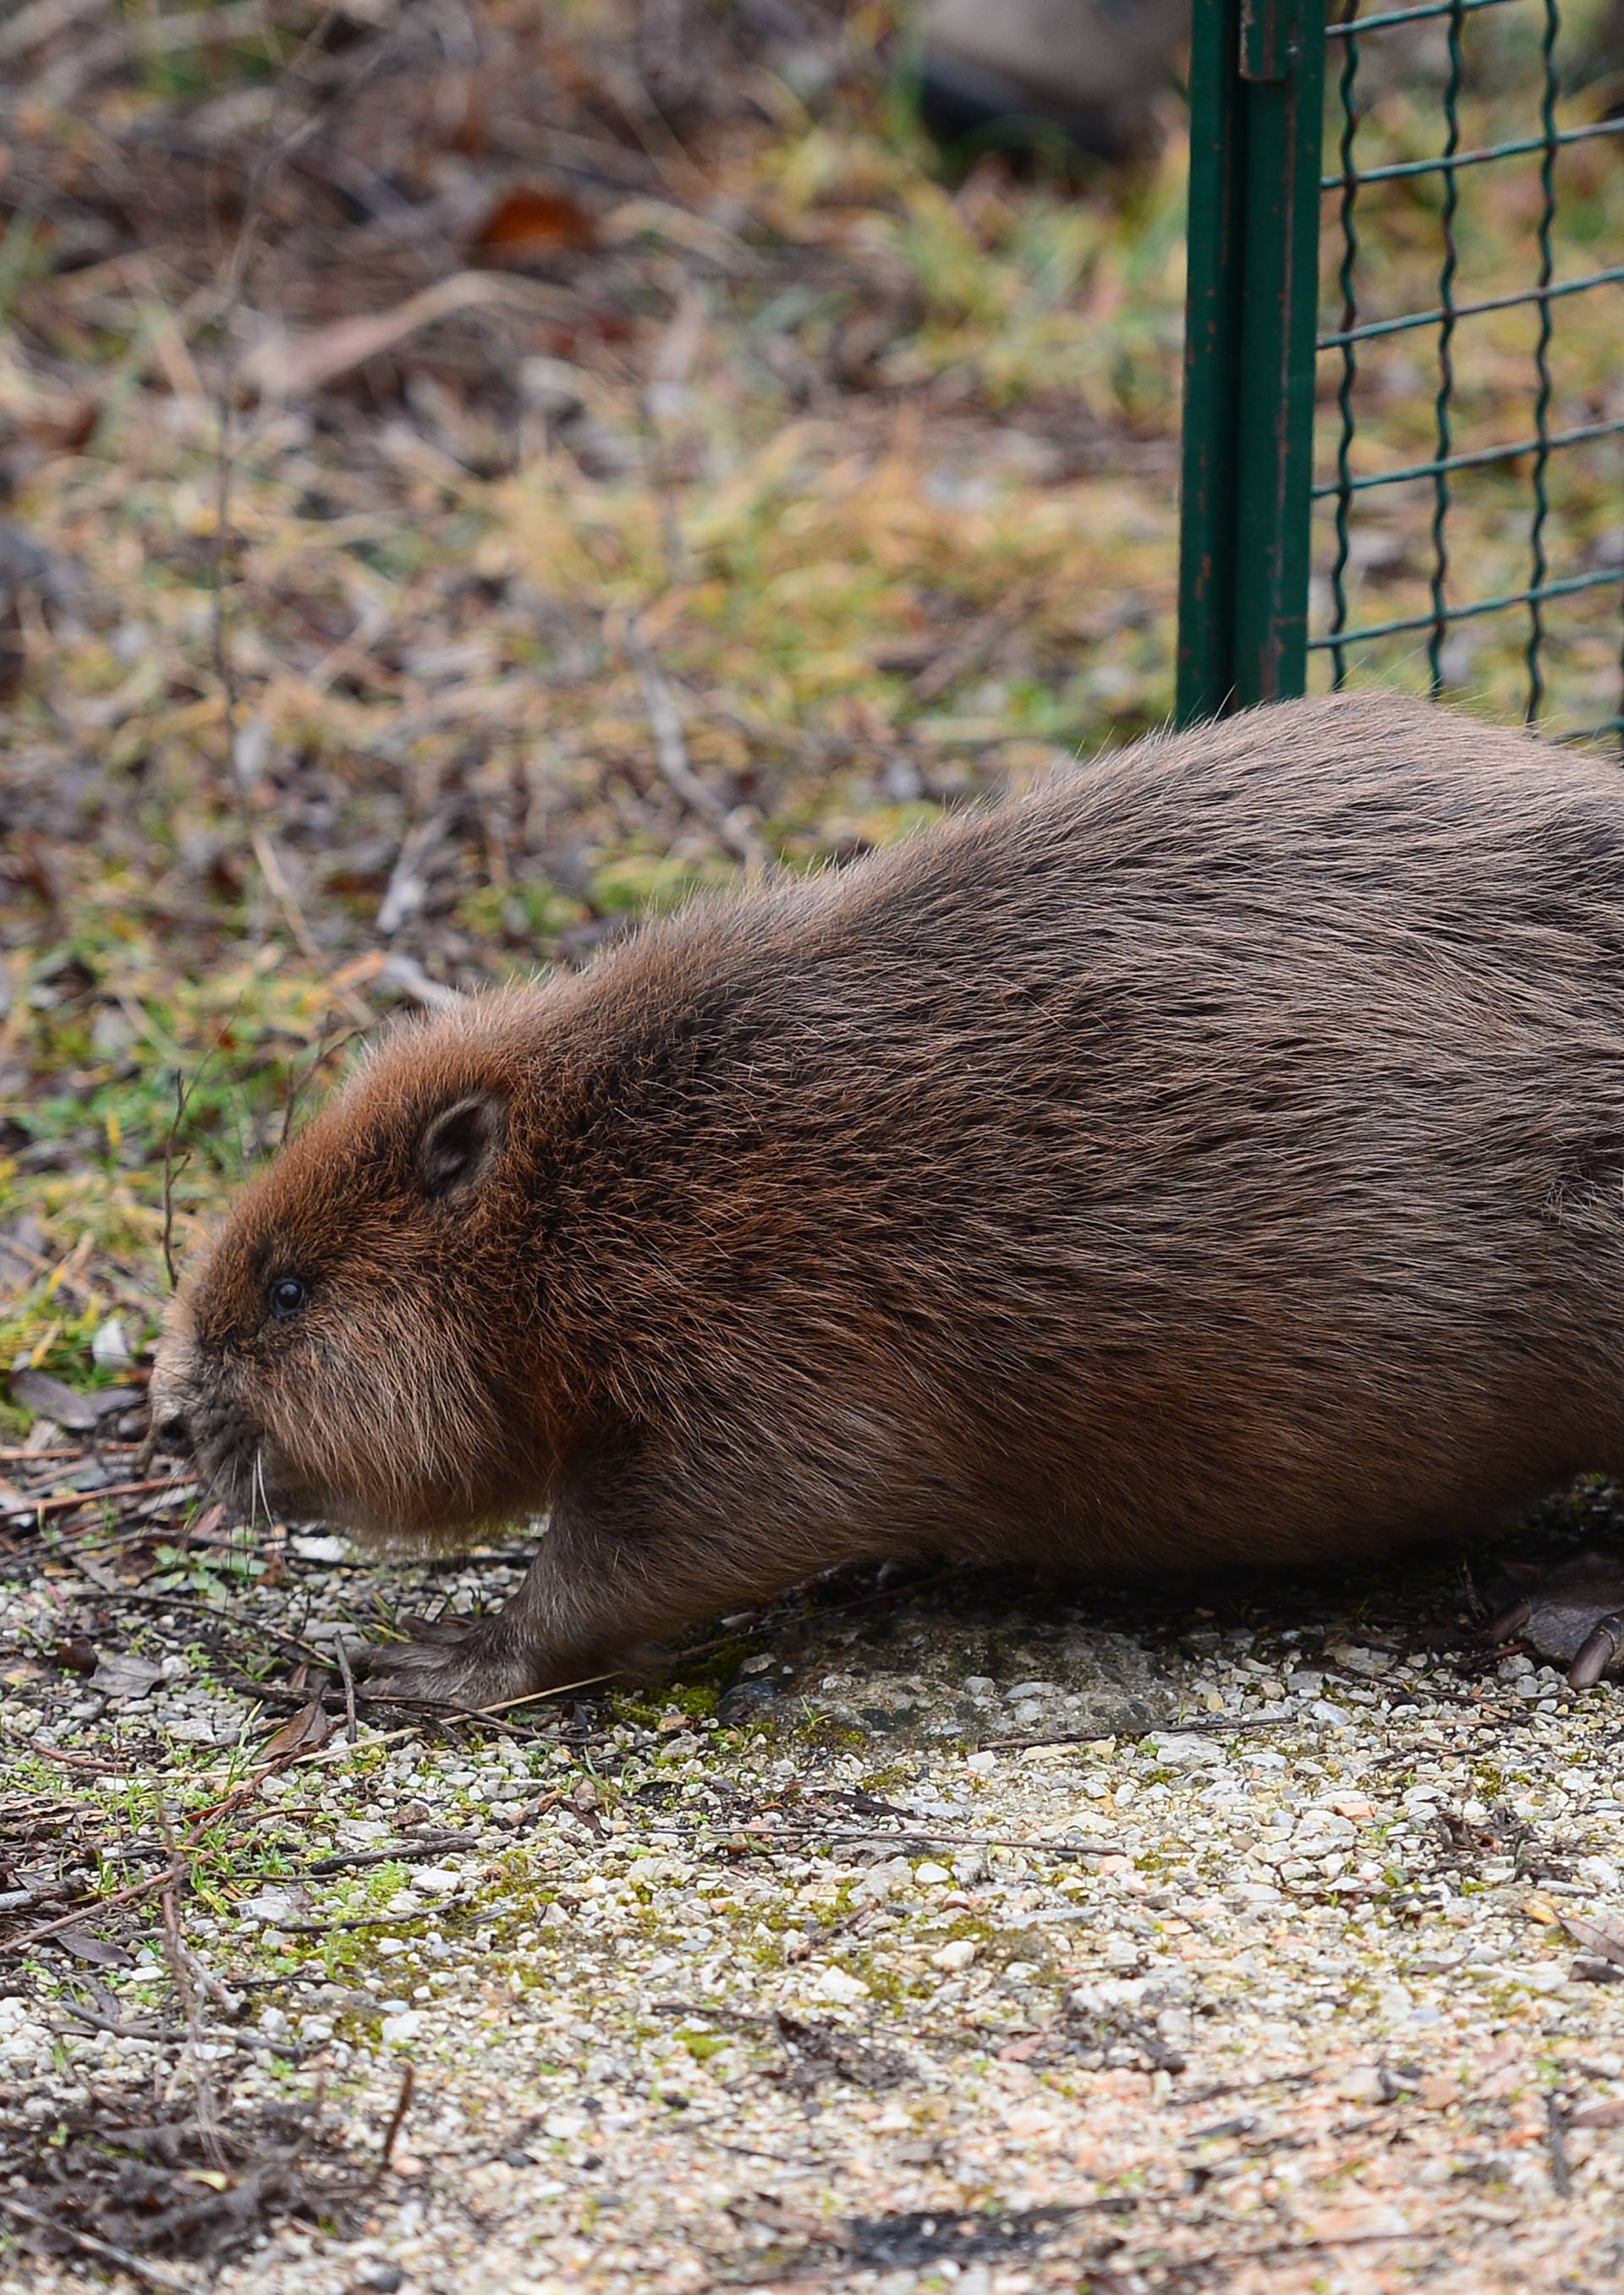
[6,1502,1624,2293]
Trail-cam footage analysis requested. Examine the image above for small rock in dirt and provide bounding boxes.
[853,1858,912,1905]
[1149,1732,1226,1766]
[1326,1641,1394,1677]
[810,1965,872,2002]
[90,1316,133,1368]
[1577,1857,1623,1890]
[239,1888,310,1927]
[292,1535,352,1564]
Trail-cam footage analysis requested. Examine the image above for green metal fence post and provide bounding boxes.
[1175,0,1246,724]
[1177,0,1328,724]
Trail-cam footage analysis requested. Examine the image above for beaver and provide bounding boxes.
[151,692,1624,1705]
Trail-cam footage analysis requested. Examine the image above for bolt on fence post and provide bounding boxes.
[1177,0,1328,724]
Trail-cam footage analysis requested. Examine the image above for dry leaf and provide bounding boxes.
[89,1650,164,1699]
[1559,1908,1624,1967]
[261,1697,336,1762]
[55,1927,134,1968]
[469,184,596,265]
[9,1368,137,1428]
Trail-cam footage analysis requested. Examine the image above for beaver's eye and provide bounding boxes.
[268,1276,310,1321]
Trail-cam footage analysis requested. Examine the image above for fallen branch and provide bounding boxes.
[243,273,567,399]
[0,1443,140,1464]
[0,1875,168,1955]
[0,2193,192,2295]
[334,1634,359,1744]
[24,1476,182,1518]
[375,2062,416,2182]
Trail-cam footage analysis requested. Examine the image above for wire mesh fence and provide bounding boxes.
[1177,0,1624,743]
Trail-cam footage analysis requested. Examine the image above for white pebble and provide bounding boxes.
[809,1964,872,2002]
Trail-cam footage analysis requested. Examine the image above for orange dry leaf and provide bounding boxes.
[261,1696,337,1761]
[469,184,596,264]
[25,391,101,452]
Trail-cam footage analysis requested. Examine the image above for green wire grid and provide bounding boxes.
[1177,0,1624,745]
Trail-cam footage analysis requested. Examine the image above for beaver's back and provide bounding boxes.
[540,693,1624,1573]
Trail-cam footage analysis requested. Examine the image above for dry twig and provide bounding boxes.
[375,2062,416,2182]
[0,2193,192,2295]
[624,619,771,873]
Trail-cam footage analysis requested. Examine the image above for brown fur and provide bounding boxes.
[151,694,1624,1701]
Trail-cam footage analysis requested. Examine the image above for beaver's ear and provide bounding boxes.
[417,1093,505,1200]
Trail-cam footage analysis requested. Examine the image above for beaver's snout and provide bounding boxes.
[152,1406,192,1454]
[153,1249,535,1548]
[151,1318,276,1520]
[161,1387,266,1513]
[148,1331,200,1465]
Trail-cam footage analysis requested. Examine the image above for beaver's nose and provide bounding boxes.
[154,1410,193,1455]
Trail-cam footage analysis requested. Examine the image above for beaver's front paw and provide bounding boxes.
[358,1615,551,1710]
[1482,1550,1624,1689]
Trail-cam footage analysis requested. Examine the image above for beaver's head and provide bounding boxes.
[151,1004,562,1545]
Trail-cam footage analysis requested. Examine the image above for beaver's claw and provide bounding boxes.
[356,1614,544,1710]
[1481,1550,1624,1689]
